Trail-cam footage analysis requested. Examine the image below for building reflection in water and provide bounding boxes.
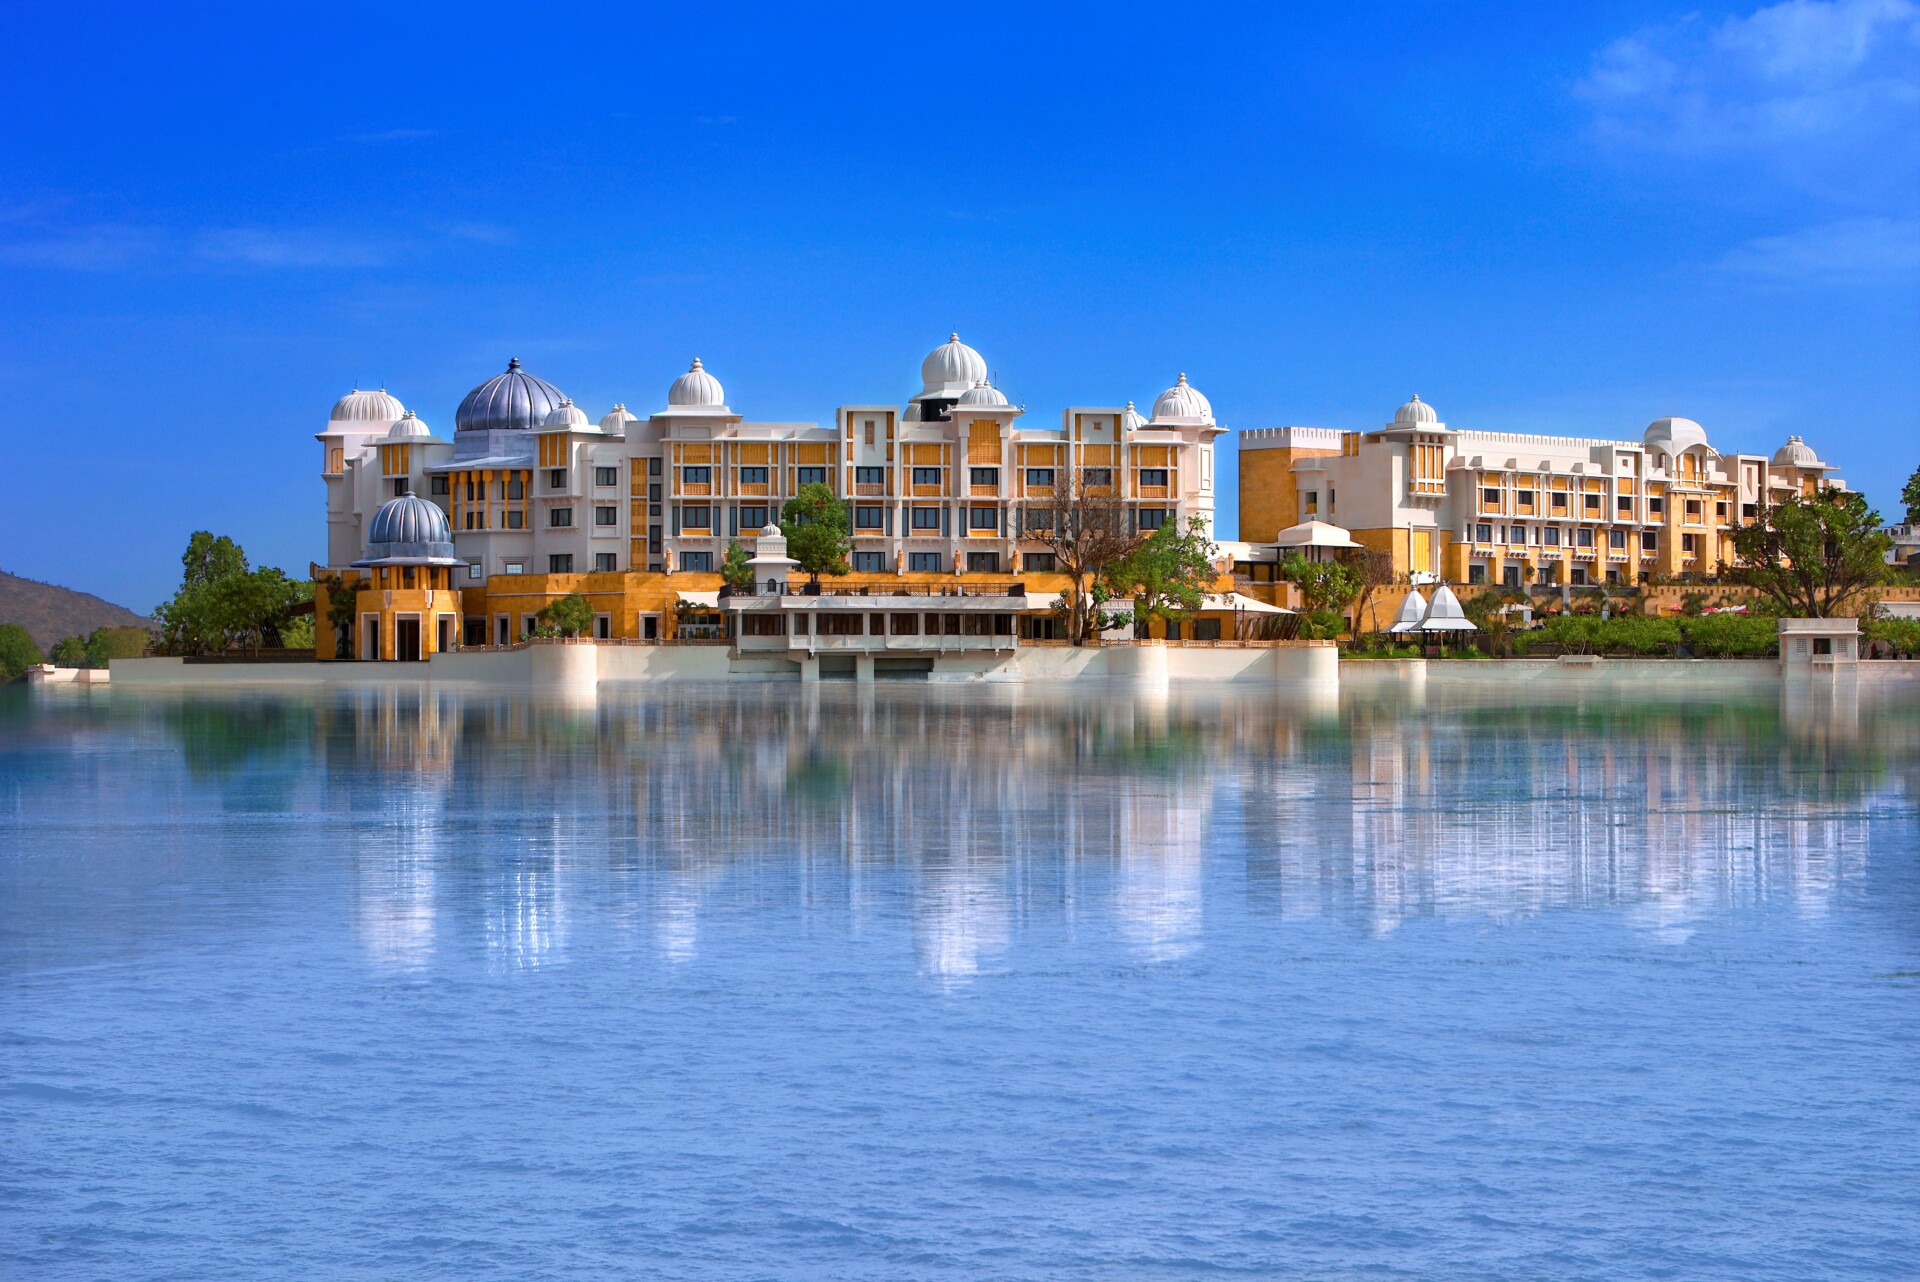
[292,678,1906,977]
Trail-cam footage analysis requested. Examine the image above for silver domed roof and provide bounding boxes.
[354,492,459,565]
[331,388,405,424]
[456,358,566,433]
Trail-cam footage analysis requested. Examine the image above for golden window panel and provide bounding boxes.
[796,443,828,464]
[911,443,944,464]
[738,442,770,465]
[967,420,999,465]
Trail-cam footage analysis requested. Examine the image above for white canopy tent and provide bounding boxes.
[1386,589,1429,635]
[1201,592,1293,615]
[1419,584,1478,633]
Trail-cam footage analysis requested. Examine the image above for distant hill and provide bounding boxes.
[0,570,152,652]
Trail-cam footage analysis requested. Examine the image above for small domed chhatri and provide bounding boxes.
[543,398,592,432]
[957,378,1009,407]
[600,403,638,433]
[331,388,406,424]
[1773,435,1824,468]
[353,492,459,566]
[1151,373,1213,425]
[456,358,566,433]
[1394,394,1439,426]
[384,409,431,440]
[668,357,726,409]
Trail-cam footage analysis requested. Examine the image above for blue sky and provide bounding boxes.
[3,1,1915,610]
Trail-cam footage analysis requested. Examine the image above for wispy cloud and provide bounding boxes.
[1576,0,1920,153]
[0,211,496,274]
[192,227,394,268]
[0,223,160,271]
[1714,216,1920,282]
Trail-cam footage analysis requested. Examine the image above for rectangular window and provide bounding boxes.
[679,551,712,572]
[912,467,942,486]
[742,615,786,637]
[595,467,618,487]
[467,560,484,582]
[737,505,769,530]
[890,613,919,636]
[648,483,661,502]
[1082,467,1112,487]
[681,506,712,529]
[547,468,567,489]
[1024,552,1057,572]
[682,466,711,485]
[970,467,999,487]
[1542,526,1560,547]
[503,561,526,575]
[550,508,574,528]
[1517,489,1536,506]
[1468,564,1488,585]
[1138,508,1169,531]
[549,554,574,574]
[1648,496,1664,515]
[1474,523,1492,542]
[818,614,864,636]
[852,551,886,572]
[1025,467,1055,487]
[1481,487,1500,505]
[1192,619,1221,642]
[798,466,828,486]
[1304,490,1319,512]
[594,505,617,526]
[853,505,886,529]
[505,510,524,530]
[1682,533,1697,553]
[648,457,662,477]
[855,466,885,485]
[1716,501,1728,519]
[430,474,450,496]
[908,552,942,573]
[594,553,617,572]
[648,525,662,554]
[966,552,1000,573]
[392,478,408,497]
[739,467,769,485]
[1509,525,1526,544]
[1140,468,1169,487]
[1686,500,1703,521]
[910,507,942,530]
[968,507,998,530]
[1575,527,1593,548]
[1641,532,1658,553]
[1618,495,1632,514]
[1584,493,1601,512]
[1551,492,1569,511]
[1609,529,1627,549]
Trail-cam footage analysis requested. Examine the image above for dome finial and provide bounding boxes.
[1178,372,1188,385]
[950,332,959,342]
[507,357,521,371]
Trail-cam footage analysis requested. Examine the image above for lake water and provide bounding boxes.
[3,678,1917,1281]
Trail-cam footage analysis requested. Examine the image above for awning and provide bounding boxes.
[677,590,722,608]
[1201,592,1293,615]
[1022,592,1063,612]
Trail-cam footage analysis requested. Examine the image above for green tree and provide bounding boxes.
[315,571,361,658]
[84,626,150,667]
[721,540,756,592]
[1025,473,1139,644]
[181,531,248,589]
[0,623,43,678]
[538,591,594,637]
[49,636,90,667]
[1277,551,1361,617]
[1105,516,1217,626]
[1902,463,1920,525]
[1724,489,1890,618]
[779,482,850,585]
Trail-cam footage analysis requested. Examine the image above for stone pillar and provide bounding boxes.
[799,655,820,684]
[854,653,876,684]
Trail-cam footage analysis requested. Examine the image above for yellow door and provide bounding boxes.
[1411,529,1432,576]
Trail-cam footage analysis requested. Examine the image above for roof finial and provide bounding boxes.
[1178,372,1188,384]
[949,332,960,342]
[507,357,521,371]
[1411,392,1421,401]
[691,357,703,370]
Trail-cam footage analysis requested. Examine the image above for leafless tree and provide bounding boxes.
[1026,474,1140,644]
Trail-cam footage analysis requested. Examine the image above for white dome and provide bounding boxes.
[1644,416,1709,455]
[384,409,431,440]
[1151,373,1213,424]
[920,333,988,396]
[1772,435,1822,467]
[543,398,592,431]
[331,388,405,424]
[957,379,1008,407]
[600,403,638,433]
[668,357,725,408]
[1121,400,1147,432]
[1394,394,1438,425]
